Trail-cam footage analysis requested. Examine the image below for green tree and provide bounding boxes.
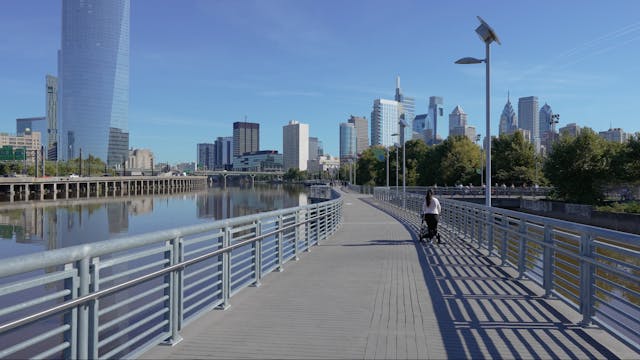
[438,136,481,186]
[611,133,640,183]
[544,128,612,204]
[492,131,538,186]
[283,168,304,181]
[403,139,428,186]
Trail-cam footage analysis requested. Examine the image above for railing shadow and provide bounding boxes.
[360,197,619,359]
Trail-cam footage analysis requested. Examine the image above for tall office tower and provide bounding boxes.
[413,114,426,134]
[371,99,400,147]
[499,93,518,135]
[308,137,319,161]
[46,75,58,160]
[426,96,444,144]
[347,115,369,155]
[233,121,259,157]
[197,143,215,170]
[339,122,357,163]
[214,136,233,169]
[448,105,468,131]
[518,96,540,150]
[559,123,581,138]
[394,76,414,143]
[59,0,130,166]
[282,120,309,171]
[317,140,324,157]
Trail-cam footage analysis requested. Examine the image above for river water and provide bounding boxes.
[0,184,308,261]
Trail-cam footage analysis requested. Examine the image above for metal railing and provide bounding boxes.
[0,191,343,359]
[374,187,640,350]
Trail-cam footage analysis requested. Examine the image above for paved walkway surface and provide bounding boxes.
[141,190,637,359]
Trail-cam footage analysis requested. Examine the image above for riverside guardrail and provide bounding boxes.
[0,190,343,359]
[374,187,640,351]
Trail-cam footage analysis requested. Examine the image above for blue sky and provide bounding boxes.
[1,0,639,164]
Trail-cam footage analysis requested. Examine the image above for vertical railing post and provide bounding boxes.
[579,233,595,326]
[314,204,320,245]
[277,215,284,272]
[543,225,554,297]
[220,227,231,309]
[501,214,508,266]
[487,208,494,256]
[254,220,262,287]
[518,219,527,279]
[63,263,78,360]
[294,210,300,261]
[171,237,184,343]
[89,259,100,358]
[77,257,90,360]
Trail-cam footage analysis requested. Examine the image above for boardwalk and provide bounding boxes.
[141,190,637,359]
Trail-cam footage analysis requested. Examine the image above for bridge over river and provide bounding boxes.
[0,188,637,359]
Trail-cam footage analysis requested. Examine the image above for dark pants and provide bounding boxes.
[423,214,439,239]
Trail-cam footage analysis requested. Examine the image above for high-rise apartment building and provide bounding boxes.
[499,94,518,136]
[518,96,540,150]
[59,0,130,166]
[197,143,215,170]
[339,122,357,163]
[347,115,368,155]
[233,121,259,157]
[371,99,400,147]
[46,75,58,160]
[282,120,309,171]
[214,136,233,169]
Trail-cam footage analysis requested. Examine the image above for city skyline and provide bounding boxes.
[1,0,639,164]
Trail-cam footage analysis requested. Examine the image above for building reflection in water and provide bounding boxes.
[0,184,308,257]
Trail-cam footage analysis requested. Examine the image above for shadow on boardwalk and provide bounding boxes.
[361,196,626,359]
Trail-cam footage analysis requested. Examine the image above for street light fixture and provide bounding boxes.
[455,16,500,207]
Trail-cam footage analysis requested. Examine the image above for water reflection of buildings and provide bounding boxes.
[197,186,308,220]
[0,198,154,249]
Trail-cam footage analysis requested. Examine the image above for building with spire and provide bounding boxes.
[371,77,413,147]
[499,93,518,136]
[394,76,414,143]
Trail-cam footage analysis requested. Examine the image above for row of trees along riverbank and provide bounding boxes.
[350,129,640,206]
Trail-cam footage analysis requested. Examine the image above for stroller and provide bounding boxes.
[419,215,442,244]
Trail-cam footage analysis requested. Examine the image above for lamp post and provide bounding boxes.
[391,133,399,193]
[386,147,389,187]
[455,16,500,207]
[399,117,408,209]
[476,134,483,187]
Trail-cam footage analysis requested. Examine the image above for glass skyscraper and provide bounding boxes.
[59,0,130,167]
[339,122,357,162]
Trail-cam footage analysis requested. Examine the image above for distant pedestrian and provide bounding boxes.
[421,189,442,244]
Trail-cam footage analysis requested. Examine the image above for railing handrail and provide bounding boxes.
[0,189,344,359]
[374,186,639,351]
[0,194,341,278]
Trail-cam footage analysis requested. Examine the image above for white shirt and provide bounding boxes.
[421,197,441,215]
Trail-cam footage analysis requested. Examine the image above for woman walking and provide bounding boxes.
[421,189,442,244]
